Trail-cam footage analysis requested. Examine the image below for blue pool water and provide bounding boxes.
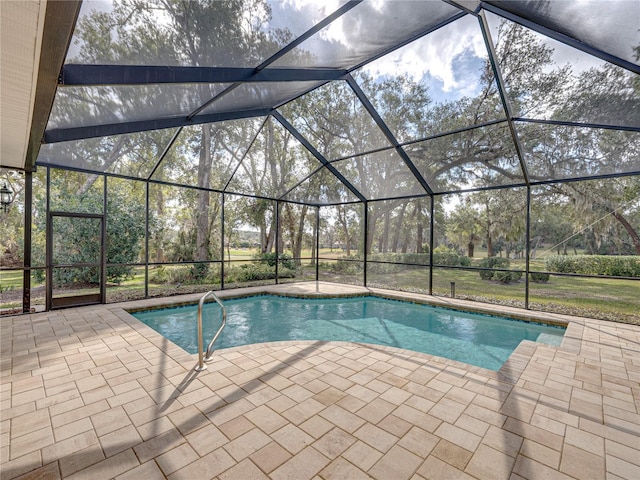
[132,295,565,370]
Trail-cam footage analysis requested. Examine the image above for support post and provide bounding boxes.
[315,206,320,282]
[363,202,368,287]
[525,186,531,309]
[221,193,225,290]
[144,181,149,298]
[22,171,32,313]
[275,200,279,284]
[429,197,435,295]
[101,175,107,304]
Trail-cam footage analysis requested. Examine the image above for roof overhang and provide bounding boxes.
[0,0,80,172]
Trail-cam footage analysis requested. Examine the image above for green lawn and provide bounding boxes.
[2,255,638,324]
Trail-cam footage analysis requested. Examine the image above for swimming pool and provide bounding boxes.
[131,295,565,371]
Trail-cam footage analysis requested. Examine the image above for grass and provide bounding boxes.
[2,253,639,324]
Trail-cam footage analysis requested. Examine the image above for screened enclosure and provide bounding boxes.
[1,0,639,322]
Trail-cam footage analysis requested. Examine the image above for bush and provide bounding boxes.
[545,255,640,277]
[494,270,522,284]
[254,252,296,270]
[530,272,550,283]
[478,257,511,280]
[227,263,296,282]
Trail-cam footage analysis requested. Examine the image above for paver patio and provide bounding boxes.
[1,282,639,479]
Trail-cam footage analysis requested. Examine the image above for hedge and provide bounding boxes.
[478,257,522,283]
[545,255,640,277]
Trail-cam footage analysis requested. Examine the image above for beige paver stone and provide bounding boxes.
[218,414,255,440]
[115,460,166,480]
[270,446,330,480]
[249,441,292,474]
[565,425,605,456]
[10,409,51,440]
[65,448,139,480]
[53,416,93,442]
[244,404,288,434]
[58,445,105,477]
[417,455,475,480]
[155,443,199,475]
[434,422,481,453]
[481,424,523,458]
[0,451,42,480]
[312,427,356,459]
[355,397,396,424]
[465,444,516,480]
[272,423,314,454]
[353,422,398,454]
[320,457,370,480]
[99,424,142,457]
[369,445,422,480]
[398,426,439,458]
[10,461,60,480]
[299,415,334,439]
[223,427,271,461]
[168,447,235,480]
[135,415,175,441]
[90,405,130,436]
[377,414,413,437]
[218,458,269,480]
[605,439,640,467]
[206,397,254,426]
[431,439,473,470]
[607,454,640,480]
[184,422,228,457]
[393,404,441,433]
[10,426,54,460]
[319,404,366,433]
[569,397,604,423]
[454,413,490,437]
[335,394,367,413]
[42,429,100,464]
[504,417,563,452]
[559,444,605,480]
[133,427,185,463]
[519,439,560,469]
[515,452,575,479]
[167,405,208,436]
[342,440,383,472]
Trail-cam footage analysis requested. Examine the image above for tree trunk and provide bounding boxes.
[294,205,308,266]
[611,211,640,255]
[310,209,317,266]
[391,203,407,252]
[486,234,493,257]
[379,210,390,253]
[415,202,424,254]
[195,125,212,261]
[468,242,474,258]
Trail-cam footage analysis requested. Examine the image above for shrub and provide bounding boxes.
[227,263,296,282]
[478,257,511,280]
[254,252,296,270]
[494,270,522,283]
[545,255,640,277]
[530,272,550,283]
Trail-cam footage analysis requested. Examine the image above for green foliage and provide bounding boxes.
[226,263,296,283]
[545,255,640,277]
[478,257,512,281]
[432,247,472,267]
[530,272,551,283]
[253,252,296,270]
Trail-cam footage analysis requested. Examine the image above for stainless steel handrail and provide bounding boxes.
[195,291,226,372]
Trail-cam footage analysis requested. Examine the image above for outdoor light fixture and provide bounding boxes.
[0,183,13,213]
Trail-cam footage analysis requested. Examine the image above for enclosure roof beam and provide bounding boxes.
[43,108,272,144]
[481,1,640,75]
[59,65,350,86]
[345,75,435,196]
[272,111,367,203]
[478,11,530,186]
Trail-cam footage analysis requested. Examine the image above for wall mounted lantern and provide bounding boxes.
[0,183,13,213]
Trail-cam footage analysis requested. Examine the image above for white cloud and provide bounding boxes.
[361,14,487,96]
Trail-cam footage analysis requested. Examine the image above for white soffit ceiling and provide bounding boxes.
[1,0,46,170]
